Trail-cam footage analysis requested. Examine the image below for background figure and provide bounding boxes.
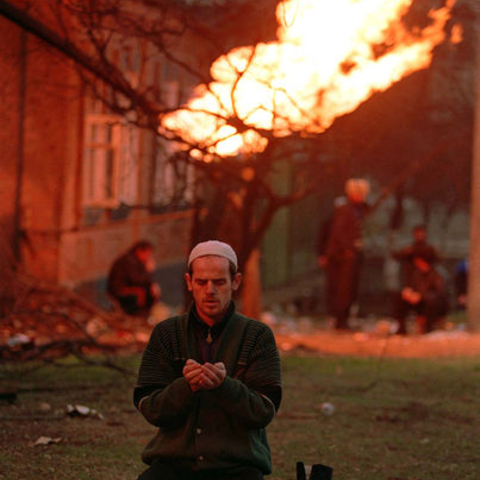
[318,179,370,330]
[392,225,440,280]
[392,226,448,334]
[316,196,346,317]
[107,240,161,316]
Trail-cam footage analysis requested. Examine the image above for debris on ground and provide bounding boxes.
[0,277,177,363]
[66,404,104,420]
[319,402,336,416]
[32,436,62,447]
[1,273,479,362]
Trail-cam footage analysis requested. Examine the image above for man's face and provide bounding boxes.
[135,247,153,264]
[413,228,426,243]
[185,256,241,325]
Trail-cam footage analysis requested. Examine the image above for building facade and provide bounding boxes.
[0,5,195,307]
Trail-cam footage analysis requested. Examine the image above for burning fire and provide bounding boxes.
[161,0,457,159]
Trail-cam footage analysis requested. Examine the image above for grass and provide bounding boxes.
[1,354,479,480]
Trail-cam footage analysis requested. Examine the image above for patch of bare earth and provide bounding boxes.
[274,330,480,357]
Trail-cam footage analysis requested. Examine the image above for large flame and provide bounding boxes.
[161,0,457,159]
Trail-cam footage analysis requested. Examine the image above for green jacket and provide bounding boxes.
[134,307,282,474]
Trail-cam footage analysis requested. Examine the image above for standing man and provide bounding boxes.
[134,240,282,480]
[107,240,161,316]
[318,179,370,330]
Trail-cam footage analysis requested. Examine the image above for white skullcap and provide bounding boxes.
[188,240,238,270]
[345,178,370,198]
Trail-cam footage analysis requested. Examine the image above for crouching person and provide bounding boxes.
[393,253,448,334]
[134,241,282,480]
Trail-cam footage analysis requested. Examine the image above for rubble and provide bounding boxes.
[0,281,170,362]
[1,274,478,362]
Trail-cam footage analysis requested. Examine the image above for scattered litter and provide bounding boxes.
[6,333,33,348]
[33,436,62,446]
[1,285,172,362]
[66,404,104,420]
[420,438,430,444]
[320,402,335,416]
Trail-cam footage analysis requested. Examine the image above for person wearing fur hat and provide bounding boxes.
[319,178,370,330]
[134,240,282,480]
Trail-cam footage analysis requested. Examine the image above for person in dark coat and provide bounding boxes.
[392,225,440,281]
[318,179,370,330]
[107,240,161,315]
[134,241,281,480]
[316,196,346,318]
[392,226,448,334]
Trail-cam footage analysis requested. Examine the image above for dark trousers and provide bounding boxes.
[137,461,264,480]
[326,253,362,329]
[118,289,155,316]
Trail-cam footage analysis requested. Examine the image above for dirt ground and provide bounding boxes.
[265,306,480,359]
[274,328,480,358]
[261,273,480,359]
[3,304,480,361]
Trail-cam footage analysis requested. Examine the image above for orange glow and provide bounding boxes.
[161,0,456,158]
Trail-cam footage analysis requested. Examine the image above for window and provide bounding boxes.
[81,49,195,211]
[82,41,141,209]
[82,113,139,208]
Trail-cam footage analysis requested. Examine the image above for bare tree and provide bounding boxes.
[1,0,477,319]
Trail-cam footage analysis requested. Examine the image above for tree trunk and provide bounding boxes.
[467,30,480,333]
[240,248,262,319]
